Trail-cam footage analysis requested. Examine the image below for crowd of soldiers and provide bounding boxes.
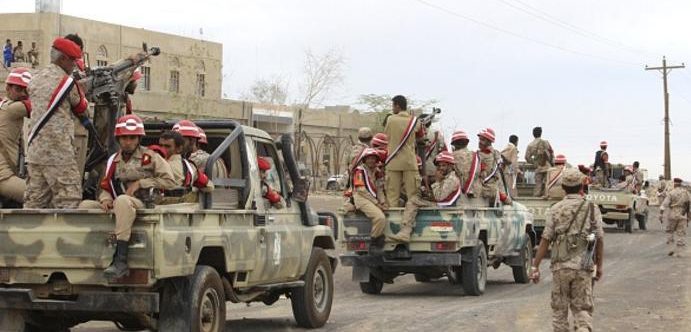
[0,35,286,281]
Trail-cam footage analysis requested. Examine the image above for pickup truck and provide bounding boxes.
[339,202,535,296]
[587,187,649,233]
[0,120,337,331]
[513,162,559,243]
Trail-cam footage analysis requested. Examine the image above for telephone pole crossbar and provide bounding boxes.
[645,56,685,180]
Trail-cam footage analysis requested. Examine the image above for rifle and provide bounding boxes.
[416,108,441,198]
[17,137,26,179]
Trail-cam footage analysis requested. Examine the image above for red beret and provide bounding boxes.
[257,157,271,171]
[52,37,82,59]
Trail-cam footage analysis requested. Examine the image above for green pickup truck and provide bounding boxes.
[339,202,535,296]
[0,121,338,331]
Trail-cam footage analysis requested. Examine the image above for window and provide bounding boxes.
[141,66,151,91]
[169,70,179,93]
[96,60,108,67]
[196,73,205,97]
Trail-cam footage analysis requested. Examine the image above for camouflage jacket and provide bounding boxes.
[501,142,518,174]
[478,148,502,185]
[99,146,176,202]
[525,138,553,172]
[0,99,29,180]
[347,142,369,172]
[545,165,567,199]
[26,63,88,165]
[661,187,691,220]
[453,148,481,196]
[423,129,445,177]
[543,194,604,272]
[430,171,461,204]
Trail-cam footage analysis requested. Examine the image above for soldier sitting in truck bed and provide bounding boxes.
[79,114,176,280]
[389,151,461,243]
[352,148,387,253]
[544,154,568,200]
[158,130,214,203]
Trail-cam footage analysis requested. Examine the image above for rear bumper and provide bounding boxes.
[602,211,629,220]
[0,288,159,313]
[340,252,462,267]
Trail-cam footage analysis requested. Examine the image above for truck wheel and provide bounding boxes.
[636,212,648,230]
[326,182,337,191]
[291,248,333,328]
[512,235,533,284]
[359,274,384,295]
[461,240,487,296]
[625,210,634,233]
[414,273,431,282]
[158,266,226,332]
[0,310,24,332]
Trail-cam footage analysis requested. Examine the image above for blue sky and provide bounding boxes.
[3,0,691,179]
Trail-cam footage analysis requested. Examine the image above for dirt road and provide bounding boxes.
[75,195,691,331]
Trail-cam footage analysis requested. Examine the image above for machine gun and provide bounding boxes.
[82,43,161,169]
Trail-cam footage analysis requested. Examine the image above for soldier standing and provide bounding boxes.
[478,128,510,206]
[530,168,605,332]
[348,127,373,172]
[544,154,567,200]
[389,151,461,243]
[0,68,32,204]
[352,148,388,252]
[525,127,554,197]
[450,130,481,202]
[501,134,520,198]
[27,42,39,68]
[632,161,644,194]
[659,178,690,257]
[79,114,176,279]
[24,37,89,208]
[384,95,424,207]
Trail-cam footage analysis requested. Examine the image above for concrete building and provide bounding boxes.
[0,4,379,186]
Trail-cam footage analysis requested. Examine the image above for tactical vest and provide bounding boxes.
[551,201,593,263]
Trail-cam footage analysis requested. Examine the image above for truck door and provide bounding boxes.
[253,139,303,282]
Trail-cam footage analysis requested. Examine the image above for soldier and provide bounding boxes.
[27,42,39,68]
[352,148,388,252]
[616,166,636,192]
[79,114,176,279]
[592,141,611,188]
[258,157,285,209]
[544,154,568,200]
[422,124,446,185]
[657,175,672,203]
[371,132,387,151]
[348,127,373,172]
[62,34,90,180]
[0,68,32,204]
[384,95,425,207]
[632,161,644,194]
[525,126,554,197]
[158,130,214,203]
[659,178,690,257]
[24,37,89,209]
[450,130,482,201]
[389,151,461,243]
[173,120,228,179]
[478,128,510,206]
[530,168,605,332]
[501,134,520,198]
[13,41,25,63]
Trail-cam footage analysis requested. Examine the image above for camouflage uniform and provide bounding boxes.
[660,186,690,254]
[478,148,504,202]
[79,146,176,241]
[189,148,228,179]
[453,147,482,199]
[353,164,387,238]
[25,63,88,208]
[384,111,423,207]
[525,137,554,197]
[544,165,567,200]
[633,169,644,193]
[0,99,29,203]
[543,174,605,332]
[422,129,445,178]
[501,142,519,198]
[347,142,369,172]
[162,153,214,204]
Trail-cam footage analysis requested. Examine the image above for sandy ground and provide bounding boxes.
[74,194,690,331]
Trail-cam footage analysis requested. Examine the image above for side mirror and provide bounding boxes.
[292,177,310,203]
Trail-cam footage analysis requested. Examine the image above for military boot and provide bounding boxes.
[104,240,130,280]
[388,225,413,243]
[369,236,385,255]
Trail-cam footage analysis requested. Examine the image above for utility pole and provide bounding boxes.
[645,56,685,180]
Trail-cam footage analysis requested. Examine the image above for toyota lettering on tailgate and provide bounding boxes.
[587,194,618,202]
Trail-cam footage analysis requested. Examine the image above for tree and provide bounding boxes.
[243,76,289,105]
[299,48,346,108]
[355,94,440,131]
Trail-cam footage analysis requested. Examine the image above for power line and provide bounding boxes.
[496,0,659,59]
[413,0,641,66]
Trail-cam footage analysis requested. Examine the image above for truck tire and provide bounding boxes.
[0,310,24,332]
[414,273,431,282]
[636,212,648,230]
[359,274,384,295]
[326,182,338,191]
[291,248,333,328]
[158,266,226,332]
[625,210,634,233]
[461,240,487,296]
[512,235,533,284]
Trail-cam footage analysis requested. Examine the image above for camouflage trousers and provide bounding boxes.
[79,195,144,241]
[666,217,688,248]
[24,163,81,208]
[534,171,547,197]
[386,170,419,207]
[0,175,26,203]
[551,268,594,332]
[402,195,436,229]
[354,193,386,238]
